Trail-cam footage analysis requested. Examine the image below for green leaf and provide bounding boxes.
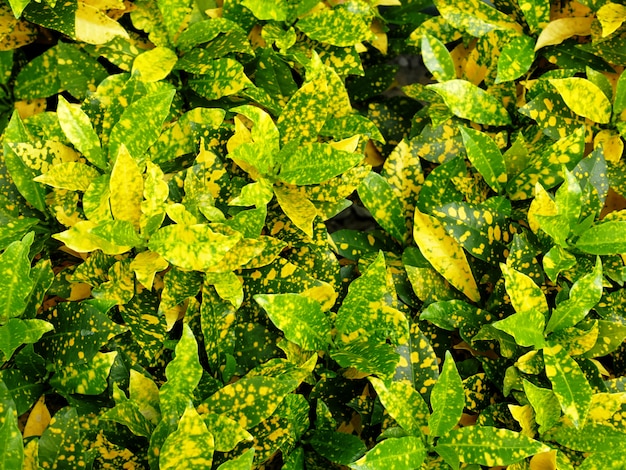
[496,35,535,83]
[56,96,106,170]
[543,343,593,428]
[422,34,456,82]
[38,407,96,469]
[0,385,22,470]
[546,258,602,334]
[23,1,76,37]
[500,263,548,316]
[459,126,507,192]
[216,448,255,470]
[575,221,626,255]
[0,232,33,324]
[34,161,100,192]
[548,421,626,453]
[429,351,464,437]
[278,143,363,185]
[148,223,242,272]
[242,0,289,21]
[118,291,166,363]
[108,89,175,164]
[132,46,178,82]
[435,426,548,467]
[157,0,192,44]
[202,413,252,453]
[331,339,400,378]
[492,309,545,348]
[188,59,252,100]
[368,377,429,437]
[357,172,407,242]
[160,406,214,470]
[522,380,561,432]
[435,0,522,37]
[413,209,480,302]
[254,293,330,351]
[348,436,426,470]
[427,80,511,126]
[0,318,53,361]
[50,351,117,395]
[310,430,366,465]
[550,78,612,124]
[297,7,375,47]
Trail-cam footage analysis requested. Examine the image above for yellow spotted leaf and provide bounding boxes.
[160,406,214,470]
[132,47,178,82]
[273,185,317,238]
[597,2,626,37]
[549,77,612,124]
[534,17,593,50]
[34,162,100,192]
[110,145,143,230]
[75,1,129,45]
[413,209,480,302]
[130,251,168,290]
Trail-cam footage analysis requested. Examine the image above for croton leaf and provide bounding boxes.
[296,7,375,47]
[0,231,34,324]
[492,309,545,348]
[575,220,626,255]
[495,35,535,83]
[132,46,178,83]
[459,126,507,192]
[422,34,456,82]
[348,436,426,470]
[34,161,100,192]
[188,59,252,101]
[0,318,53,362]
[160,405,214,470]
[0,388,23,470]
[429,351,465,437]
[500,263,548,317]
[549,77,612,124]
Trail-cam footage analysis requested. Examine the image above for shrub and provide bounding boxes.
[1,0,626,468]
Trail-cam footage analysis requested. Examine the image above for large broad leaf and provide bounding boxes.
[434,0,522,37]
[38,407,96,469]
[496,35,535,83]
[492,309,545,348]
[160,406,214,470]
[0,232,34,324]
[110,145,143,230]
[50,351,117,395]
[429,351,464,437]
[522,380,561,433]
[0,319,53,362]
[575,221,626,254]
[254,293,330,351]
[543,343,593,428]
[188,59,252,100]
[435,426,548,467]
[413,209,480,302]
[296,7,375,47]
[33,161,100,192]
[74,1,129,45]
[426,80,511,126]
[549,77,612,124]
[348,436,426,470]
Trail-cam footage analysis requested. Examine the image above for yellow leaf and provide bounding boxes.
[23,395,51,438]
[132,47,178,83]
[75,2,129,45]
[329,134,361,153]
[413,209,480,302]
[14,99,45,119]
[529,450,557,470]
[508,404,535,438]
[549,77,612,124]
[534,17,593,50]
[594,129,624,163]
[83,0,125,9]
[131,251,169,290]
[528,182,557,232]
[369,19,388,54]
[110,145,143,230]
[274,185,317,238]
[597,2,626,37]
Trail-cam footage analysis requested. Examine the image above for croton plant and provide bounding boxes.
[1,0,626,468]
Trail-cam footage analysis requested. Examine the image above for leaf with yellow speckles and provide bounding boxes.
[543,343,593,428]
[255,293,331,351]
[130,250,168,290]
[546,258,602,334]
[118,290,166,363]
[518,92,583,141]
[160,405,215,470]
[131,46,177,83]
[0,231,34,324]
[202,413,253,453]
[575,220,626,254]
[108,89,175,164]
[369,377,429,436]
[501,263,548,317]
[273,185,317,238]
[109,145,143,230]
[50,351,117,395]
[216,447,255,470]
[427,80,511,126]
[435,426,548,467]
[547,421,626,454]
[56,96,106,170]
[348,436,426,470]
[495,35,535,83]
[550,78,612,124]
[188,59,253,100]
[297,7,376,47]
[34,161,100,192]
[148,223,242,272]
[417,156,465,213]
[435,0,522,37]
[38,407,97,469]
[429,351,464,437]
[459,126,507,193]
[358,172,407,242]
[0,319,53,362]
[422,34,456,82]
[413,208,480,302]
[0,389,23,470]
[492,309,546,348]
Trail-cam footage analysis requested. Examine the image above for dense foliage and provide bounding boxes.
[2,0,626,468]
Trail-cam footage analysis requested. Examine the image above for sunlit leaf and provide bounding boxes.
[368,377,429,436]
[297,7,375,47]
[496,35,535,83]
[460,126,507,192]
[535,17,593,50]
[549,78,612,124]
[0,231,34,323]
[358,172,407,243]
[188,59,253,100]
[132,46,178,82]
[429,351,464,437]
[348,436,426,470]
[575,221,626,254]
[422,34,456,82]
[75,1,129,45]
[160,406,214,470]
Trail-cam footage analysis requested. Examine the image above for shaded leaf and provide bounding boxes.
[348,436,426,470]
[459,126,507,192]
[358,172,407,242]
[429,351,464,437]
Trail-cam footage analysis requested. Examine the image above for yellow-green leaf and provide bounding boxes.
[278,143,363,185]
[34,161,100,192]
[273,185,317,238]
[296,7,376,47]
[130,251,168,290]
[500,263,548,316]
[496,35,535,84]
[132,46,178,82]
[349,436,426,470]
[110,145,143,230]
[160,406,214,470]
[421,34,456,82]
[549,77,612,124]
[429,351,464,437]
[596,2,626,37]
[188,58,252,100]
[75,1,129,45]
[413,209,480,302]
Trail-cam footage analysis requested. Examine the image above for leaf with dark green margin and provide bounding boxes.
[459,126,507,193]
[549,78,612,124]
[426,80,511,126]
[34,161,100,192]
[546,258,602,334]
[56,96,105,170]
[160,405,214,470]
[310,429,366,465]
[297,7,375,47]
[0,231,34,324]
[436,426,548,467]
[278,143,363,185]
[547,421,626,453]
[496,35,535,83]
[91,258,135,305]
[369,377,429,437]
[575,221,626,255]
[501,263,548,317]
[543,343,592,428]
[434,201,510,264]
[395,321,440,400]
[0,385,22,470]
[429,351,464,437]
[414,209,480,302]
[0,368,43,416]
[422,34,456,82]
[254,293,330,351]
[348,436,426,470]
[102,384,155,438]
[201,375,299,430]
[492,309,545,348]
[417,156,465,213]
[108,89,175,164]
[37,301,126,371]
[0,319,53,361]
[358,172,407,243]
[188,59,252,100]
[202,413,252,453]
[38,407,96,469]
[50,351,117,395]
[149,223,242,272]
